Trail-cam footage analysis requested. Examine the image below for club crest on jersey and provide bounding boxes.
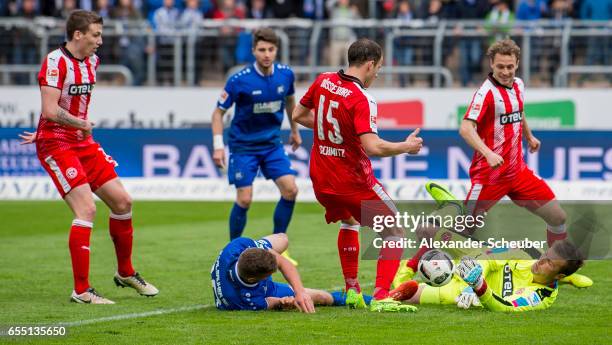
[277,85,284,94]
[65,167,78,179]
[500,111,522,125]
[68,83,94,95]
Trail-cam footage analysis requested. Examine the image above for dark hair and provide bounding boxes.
[487,39,521,62]
[552,240,585,277]
[237,248,277,280]
[348,38,382,67]
[66,10,103,41]
[252,27,279,48]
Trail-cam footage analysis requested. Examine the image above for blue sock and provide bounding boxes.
[331,291,346,306]
[330,291,374,306]
[273,197,295,234]
[229,203,248,240]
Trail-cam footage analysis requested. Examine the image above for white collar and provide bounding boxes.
[233,263,258,288]
[254,62,274,77]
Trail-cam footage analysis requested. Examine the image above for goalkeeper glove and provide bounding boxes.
[455,286,481,309]
[456,256,484,290]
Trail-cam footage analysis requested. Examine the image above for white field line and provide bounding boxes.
[60,304,211,327]
[60,282,376,327]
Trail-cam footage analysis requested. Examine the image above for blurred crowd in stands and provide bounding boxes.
[1,0,609,23]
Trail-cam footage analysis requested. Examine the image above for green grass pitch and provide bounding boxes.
[0,201,609,344]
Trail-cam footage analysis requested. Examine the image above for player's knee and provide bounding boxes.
[547,209,567,226]
[281,185,298,200]
[273,233,289,249]
[78,203,97,222]
[236,195,252,208]
[113,193,133,214]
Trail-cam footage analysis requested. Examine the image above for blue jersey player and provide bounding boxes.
[211,233,372,312]
[211,28,301,265]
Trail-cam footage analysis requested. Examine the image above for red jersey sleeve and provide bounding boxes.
[353,96,378,135]
[38,54,67,90]
[464,89,492,123]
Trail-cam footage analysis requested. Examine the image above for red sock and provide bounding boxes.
[547,228,567,247]
[69,220,92,294]
[374,236,404,300]
[338,225,360,293]
[406,246,430,271]
[110,212,135,277]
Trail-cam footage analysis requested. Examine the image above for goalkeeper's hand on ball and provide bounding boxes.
[455,286,481,309]
[457,256,484,289]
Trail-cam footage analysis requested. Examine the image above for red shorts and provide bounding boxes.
[465,168,556,215]
[37,142,118,198]
[314,182,397,227]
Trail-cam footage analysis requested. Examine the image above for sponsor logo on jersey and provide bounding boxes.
[68,83,94,95]
[500,111,523,125]
[253,100,282,114]
[502,264,513,297]
[251,90,262,95]
[66,167,78,179]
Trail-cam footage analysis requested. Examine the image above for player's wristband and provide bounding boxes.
[213,134,224,150]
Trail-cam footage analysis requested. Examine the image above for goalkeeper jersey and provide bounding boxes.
[474,256,558,312]
[429,224,557,312]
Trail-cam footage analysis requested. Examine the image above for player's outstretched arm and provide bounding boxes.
[265,289,333,311]
[291,103,314,129]
[273,251,315,313]
[211,107,227,169]
[459,119,503,168]
[265,296,297,310]
[360,128,423,157]
[40,86,93,135]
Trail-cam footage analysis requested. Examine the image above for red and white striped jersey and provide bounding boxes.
[464,73,526,185]
[300,70,378,194]
[36,43,99,152]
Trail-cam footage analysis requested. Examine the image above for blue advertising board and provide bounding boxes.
[1,128,612,180]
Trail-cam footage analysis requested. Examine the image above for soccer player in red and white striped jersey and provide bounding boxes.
[20,10,158,303]
[459,39,591,288]
[293,39,423,311]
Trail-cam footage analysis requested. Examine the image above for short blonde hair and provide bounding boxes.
[487,39,521,61]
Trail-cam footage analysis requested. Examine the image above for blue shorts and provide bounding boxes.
[228,146,296,188]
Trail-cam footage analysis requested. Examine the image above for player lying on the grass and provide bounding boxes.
[211,233,372,312]
[392,239,584,312]
[390,183,585,311]
[394,182,592,289]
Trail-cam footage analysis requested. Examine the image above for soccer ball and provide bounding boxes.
[417,249,455,287]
